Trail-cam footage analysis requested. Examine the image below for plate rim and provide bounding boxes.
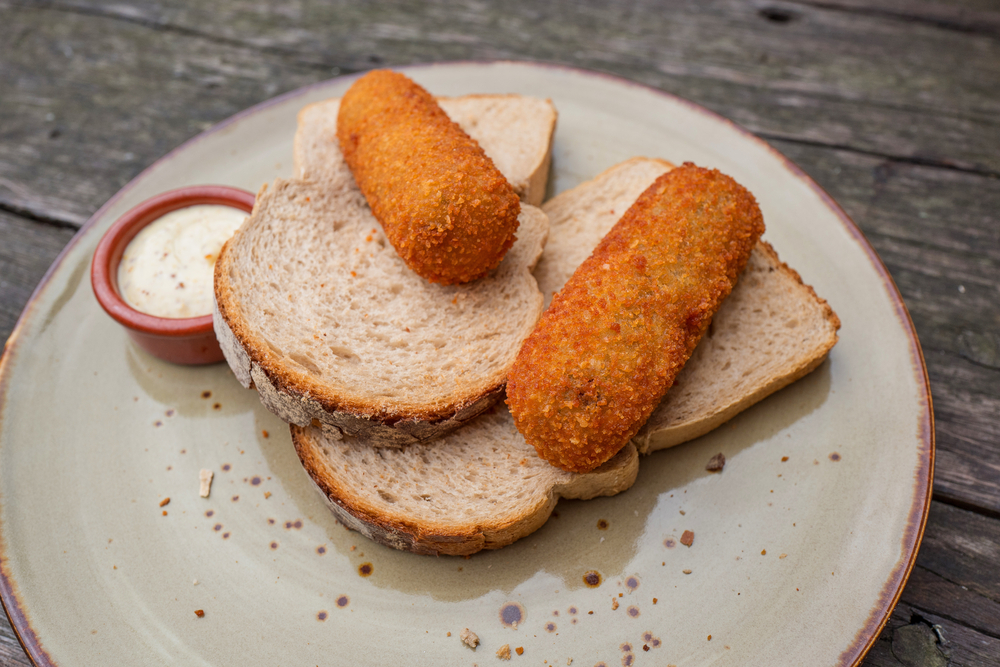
[0,59,934,667]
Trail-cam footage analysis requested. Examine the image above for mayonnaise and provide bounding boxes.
[117,204,246,318]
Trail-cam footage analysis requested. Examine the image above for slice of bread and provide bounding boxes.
[216,95,557,446]
[291,157,841,555]
[294,95,557,206]
[292,409,639,555]
[214,177,550,446]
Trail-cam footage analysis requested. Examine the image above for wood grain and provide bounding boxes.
[0,0,331,225]
[0,0,998,665]
[865,501,1000,666]
[2,0,1000,226]
[0,210,77,347]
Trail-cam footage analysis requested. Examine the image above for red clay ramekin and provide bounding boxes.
[91,185,256,365]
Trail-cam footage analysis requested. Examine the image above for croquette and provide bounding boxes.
[506,163,765,473]
[337,70,521,285]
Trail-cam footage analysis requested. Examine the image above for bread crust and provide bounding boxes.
[212,183,534,446]
[291,422,639,556]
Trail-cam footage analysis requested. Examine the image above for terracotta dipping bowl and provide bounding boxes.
[91,185,256,365]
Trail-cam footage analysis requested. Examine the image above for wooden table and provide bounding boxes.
[1,1,997,665]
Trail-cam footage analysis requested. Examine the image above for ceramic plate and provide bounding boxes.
[0,62,932,666]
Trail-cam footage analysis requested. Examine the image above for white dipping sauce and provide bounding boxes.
[117,204,246,318]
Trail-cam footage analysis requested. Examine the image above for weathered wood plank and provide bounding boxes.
[0,620,31,667]
[87,0,1000,162]
[0,211,77,347]
[0,1,331,225]
[1,1,999,665]
[904,502,1000,644]
[861,501,1000,666]
[861,604,949,666]
[790,0,1000,36]
[2,0,1000,226]
[916,502,1000,609]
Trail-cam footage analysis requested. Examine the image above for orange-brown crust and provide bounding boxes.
[291,424,536,556]
[337,70,521,285]
[507,163,765,473]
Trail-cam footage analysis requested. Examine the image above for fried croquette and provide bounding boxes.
[506,163,765,473]
[337,70,521,285]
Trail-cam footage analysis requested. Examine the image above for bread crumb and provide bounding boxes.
[264,491,271,499]
[680,530,694,547]
[161,510,167,516]
[193,579,198,585]
[679,510,686,515]
[781,456,789,462]
[159,497,170,507]
[779,553,787,559]
[707,634,712,641]
[461,628,479,649]
[611,598,619,610]
[262,430,269,438]
[706,453,725,472]
[515,647,524,656]
[683,569,692,574]
[447,631,451,637]
[761,549,767,555]
[567,660,573,665]
[497,644,511,660]
[194,609,205,618]
[652,598,658,604]
[199,469,214,498]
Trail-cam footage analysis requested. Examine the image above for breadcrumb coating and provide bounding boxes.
[337,70,521,284]
[506,163,765,473]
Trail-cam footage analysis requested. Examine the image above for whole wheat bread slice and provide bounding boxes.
[214,177,550,446]
[294,95,557,206]
[292,409,639,555]
[291,157,841,555]
[216,94,556,445]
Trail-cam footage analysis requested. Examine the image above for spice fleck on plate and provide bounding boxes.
[500,602,524,627]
